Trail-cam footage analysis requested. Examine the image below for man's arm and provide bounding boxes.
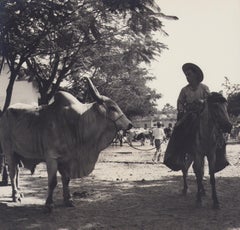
[177,88,186,120]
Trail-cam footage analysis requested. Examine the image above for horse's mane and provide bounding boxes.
[207,92,227,104]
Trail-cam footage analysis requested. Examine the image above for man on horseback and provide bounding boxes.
[177,63,210,120]
[164,63,229,172]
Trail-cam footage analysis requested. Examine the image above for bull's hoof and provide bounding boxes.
[64,199,75,207]
[44,203,54,213]
[13,194,22,203]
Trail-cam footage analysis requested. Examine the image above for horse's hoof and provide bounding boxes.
[64,199,75,207]
[44,204,54,213]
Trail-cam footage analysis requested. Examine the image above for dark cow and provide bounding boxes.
[0,77,132,212]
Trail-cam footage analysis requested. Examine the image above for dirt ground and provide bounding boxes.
[0,141,240,230]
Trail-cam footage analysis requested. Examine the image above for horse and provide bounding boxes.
[180,92,232,209]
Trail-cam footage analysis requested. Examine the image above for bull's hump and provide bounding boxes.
[9,103,36,110]
[54,91,80,106]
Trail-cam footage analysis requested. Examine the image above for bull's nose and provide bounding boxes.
[128,123,133,130]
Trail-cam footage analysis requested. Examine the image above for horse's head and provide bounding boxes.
[207,92,232,133]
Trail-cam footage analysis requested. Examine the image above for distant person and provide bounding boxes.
[152,122,165,163]
[149,128,154,146]
[118,130,123,146]
[126,129,135,146]
[164,123,173,140]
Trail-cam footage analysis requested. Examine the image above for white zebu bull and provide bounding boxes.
[0,77,132,212]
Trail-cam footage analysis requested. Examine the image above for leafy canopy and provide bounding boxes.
[0,0,178,116]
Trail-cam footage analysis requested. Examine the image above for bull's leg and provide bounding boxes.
[207,154,220,209]
[45,159,58,212]
[7,158,21,202]
[58,163,74,207]
[193,156,205,207]
[2,165,9,186]
[16,163,20,190]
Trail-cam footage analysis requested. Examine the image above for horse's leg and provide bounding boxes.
[45,159,58,212]
[193,155,205,207]
[182,167,188,196]
[207,153,220,209]
[182,154,193,196]
[58,162,74,207]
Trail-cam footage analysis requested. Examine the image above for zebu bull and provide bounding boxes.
[0,77,132,212]
[164,92,232,209]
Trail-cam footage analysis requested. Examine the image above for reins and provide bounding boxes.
[124,138,167,151]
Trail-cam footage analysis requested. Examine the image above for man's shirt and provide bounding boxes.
[153,127,165,140]
[177,83,210,113]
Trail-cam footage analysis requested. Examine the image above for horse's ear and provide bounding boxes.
[208,92,227,103]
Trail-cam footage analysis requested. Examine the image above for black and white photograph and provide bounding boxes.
[0,0,240,229]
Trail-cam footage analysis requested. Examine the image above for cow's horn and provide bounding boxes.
[83,77,103,103]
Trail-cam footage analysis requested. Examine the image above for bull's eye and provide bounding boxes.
[109,106,117,112]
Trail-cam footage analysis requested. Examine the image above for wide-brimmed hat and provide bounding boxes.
[182,63,204,82]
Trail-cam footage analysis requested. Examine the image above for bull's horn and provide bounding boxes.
[82,77,103,103]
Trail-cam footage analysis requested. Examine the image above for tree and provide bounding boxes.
[94,68,161,118]
[227,92,240,117]
[222,77,240,97]
[161,103,177,114]
[221,77,240,117]
[0,0,178,115]
[0,0,72,109]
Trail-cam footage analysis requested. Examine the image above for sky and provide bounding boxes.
[148,0,240,109]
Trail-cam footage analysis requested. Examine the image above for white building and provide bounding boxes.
[0,65,38,110]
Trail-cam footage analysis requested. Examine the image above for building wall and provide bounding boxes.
[132,119,154,129]
[0,66,38,110]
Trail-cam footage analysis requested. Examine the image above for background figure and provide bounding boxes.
[152,122,165,163]
[118,130,123,146]
[149,128,154,146]
[112,130,123,146]
[126,129,135,146]
[164,123,173,140]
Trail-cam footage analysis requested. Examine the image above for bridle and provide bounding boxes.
[113,113,125,123]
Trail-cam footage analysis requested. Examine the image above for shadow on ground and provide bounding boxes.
[0,172,240,230]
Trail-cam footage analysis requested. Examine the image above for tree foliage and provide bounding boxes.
[0,0,178,116]
[222,77,240,117]
[160,103,177,114]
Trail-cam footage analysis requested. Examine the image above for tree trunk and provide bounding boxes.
[2,71,18,112]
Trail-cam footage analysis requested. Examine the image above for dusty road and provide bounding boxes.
[0,142,240,230]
